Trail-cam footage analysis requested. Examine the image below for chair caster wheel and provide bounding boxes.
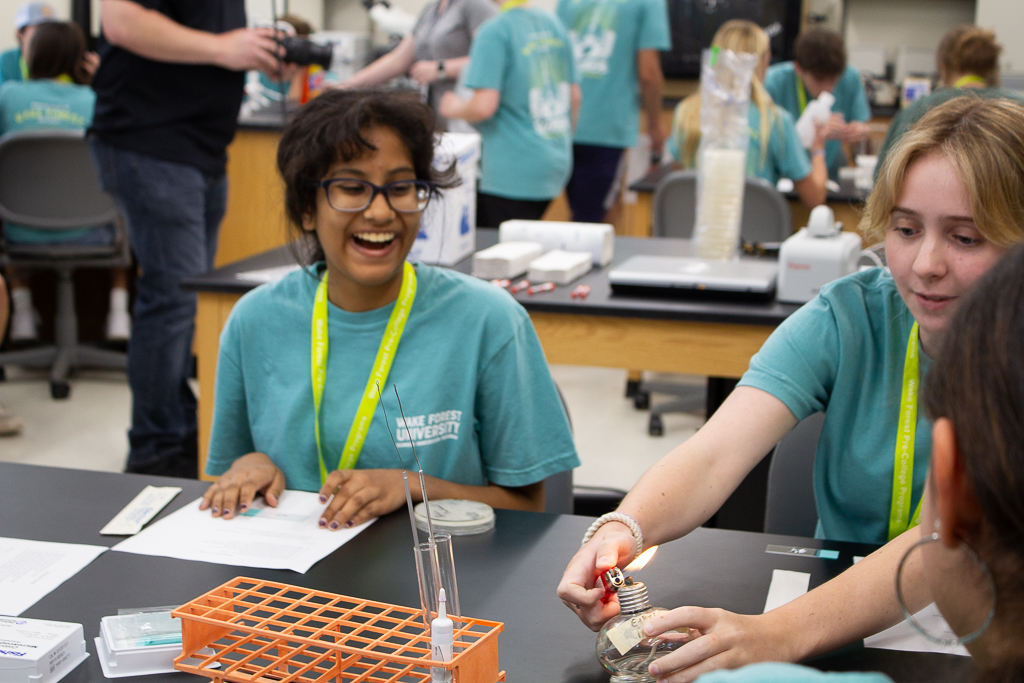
[648,414,664,436]
[633,391,650,410]
[625,378,641,398]
[50,381,70,399]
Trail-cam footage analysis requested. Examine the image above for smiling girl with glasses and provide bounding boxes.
[200,89,578,528]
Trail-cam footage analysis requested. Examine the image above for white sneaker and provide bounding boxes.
[105,308,132,341]
[0,403,23,436]
[9,307,38,341]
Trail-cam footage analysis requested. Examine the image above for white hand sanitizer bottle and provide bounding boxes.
[431,588,453,683]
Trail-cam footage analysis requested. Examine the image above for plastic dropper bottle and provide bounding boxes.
[431,588,453,683]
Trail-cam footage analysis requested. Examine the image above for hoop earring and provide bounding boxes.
[895,531,996,647]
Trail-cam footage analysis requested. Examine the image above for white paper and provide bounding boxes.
[864,603,970,656]
[235,264,301,283]
[762,569,811,613]
[111,492,374,573]
[101,485,181,536]
[0,538,107,616]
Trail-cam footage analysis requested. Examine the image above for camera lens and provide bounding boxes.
[278,36,334,69]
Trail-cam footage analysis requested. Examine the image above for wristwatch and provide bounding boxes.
[437,60,446,79]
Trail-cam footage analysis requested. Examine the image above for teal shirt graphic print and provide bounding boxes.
[557,0,670,147]
[464,7,578,199]
[570,2,618,77]
[527,37,573,138]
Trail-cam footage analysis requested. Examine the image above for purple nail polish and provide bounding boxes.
[224,509,232,517]
[319,495,327,503]
[329,521,340,530]
[239,504,248,512]
[345,521,354,528]
[318,518,327,527]
[211,507,219,514]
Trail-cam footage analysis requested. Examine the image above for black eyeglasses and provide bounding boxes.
[314,178,434,214]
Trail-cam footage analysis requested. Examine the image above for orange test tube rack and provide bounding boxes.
[172,577,505,683]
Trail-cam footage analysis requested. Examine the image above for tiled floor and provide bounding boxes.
[0,364,704,492]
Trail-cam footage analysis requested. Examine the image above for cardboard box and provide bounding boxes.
[410,133,481,266]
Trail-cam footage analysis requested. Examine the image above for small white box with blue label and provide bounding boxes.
[0,617,88,683]
[410,132,480,266]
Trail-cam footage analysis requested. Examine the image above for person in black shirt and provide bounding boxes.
[90,0,288,477]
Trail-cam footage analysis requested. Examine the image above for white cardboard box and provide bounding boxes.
[410,132,481,266]
[0,617,88,683]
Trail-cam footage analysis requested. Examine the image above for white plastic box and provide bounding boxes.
[410,133,481,266]
[0,617,89,683]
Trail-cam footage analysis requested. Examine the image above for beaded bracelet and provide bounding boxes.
[580,512,643,558]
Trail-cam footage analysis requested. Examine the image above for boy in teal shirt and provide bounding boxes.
[556,0,670,222]
[0,3,57,85]
[440,1,580,227]
[763,28,871,180]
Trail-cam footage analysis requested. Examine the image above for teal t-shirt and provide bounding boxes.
[875,87,1024,176]
[738,268,933,545]
[0,79,97,244]
[0,48,23,84]
[463,7,578,200]
[668,103,811,184]
[763,62,871,180]
[697,663,893,683]
[207,263,580,492]
[556,0,670,148]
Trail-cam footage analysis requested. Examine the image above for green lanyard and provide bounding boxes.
[311,261,417,484]
[795,71,808,114]
[888,322,924,541]
[953,75,986,88]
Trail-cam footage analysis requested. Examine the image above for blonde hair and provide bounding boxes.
[937,25,1001,86]
[671,20,776,169]
[860,96,1024,248]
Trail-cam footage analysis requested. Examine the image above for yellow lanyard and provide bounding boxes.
[501,0,528,11]
[888,322,924,541]
[19,54,28,81]
[953,75,986,88]
[311,262,417,484]
[795,71,808,114]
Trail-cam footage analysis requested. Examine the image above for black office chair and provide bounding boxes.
[0,129,131,399]
[634,170,791,435]
[763,412,825,537]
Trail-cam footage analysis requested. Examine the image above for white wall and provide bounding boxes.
[844,0,977,66]
[976,0,1024,73]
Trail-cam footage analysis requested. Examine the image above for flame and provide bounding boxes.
[624,545,658,572]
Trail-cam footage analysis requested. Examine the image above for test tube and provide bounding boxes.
[413,532,460,632]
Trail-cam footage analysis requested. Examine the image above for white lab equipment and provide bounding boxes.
[777,205,862,303]
[795,90,835,149]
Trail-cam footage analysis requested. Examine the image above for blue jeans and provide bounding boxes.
[90,138,226,469]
